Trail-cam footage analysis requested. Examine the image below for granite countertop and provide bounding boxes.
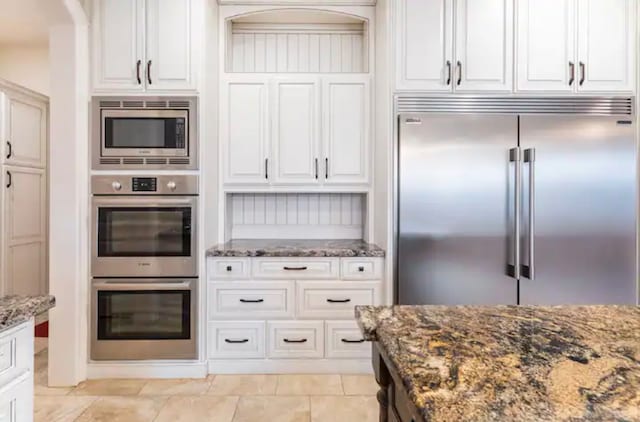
[356,305,640,422]
[206,239,385,257]
[0,295,56,333]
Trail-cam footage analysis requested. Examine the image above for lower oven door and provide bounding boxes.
[92,196,197,277]
[91,279,197,360]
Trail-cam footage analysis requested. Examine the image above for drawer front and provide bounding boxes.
[207,258,251,280]
[0,372,32,422]
[297,281,381,319]
[267,321,324,359]
[209,281,294,319]
[252,258,339,280]
[341,258,383,280]
[326,321,370,359]
[208,322,265,359]
[0,321,33,386]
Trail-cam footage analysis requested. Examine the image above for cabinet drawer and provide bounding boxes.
[207,258,251,280]
[252,258,339,280]
[297,281,381,319]
[326,321,370,359]
[267,321,324,359]
[0,372,32,422]
[209,281,294,319]
[341,258,383,280]
[0,321,33,386]
[208,322,265,359]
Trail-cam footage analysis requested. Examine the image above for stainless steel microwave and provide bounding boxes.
[92,96,197,170]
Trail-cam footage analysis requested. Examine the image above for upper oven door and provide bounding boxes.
[92,196,197,277]
[101,109,189,157]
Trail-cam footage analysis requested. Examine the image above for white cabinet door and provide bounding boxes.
[92,0,145,91]
[3,167,46,296]
[145,0,195,91]
[516,0,576,92]
[2,92,46,168]
[455,0,513,92]
[222,77,270,185]
[271,77,320,185]
[395,0,454,91]
[577,0,636,92]
[322,76,370,185]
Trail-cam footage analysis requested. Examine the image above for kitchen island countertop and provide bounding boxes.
[0,295,55,333]
[356,305,640,422]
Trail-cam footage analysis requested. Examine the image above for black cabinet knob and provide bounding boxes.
[226,265,232,272]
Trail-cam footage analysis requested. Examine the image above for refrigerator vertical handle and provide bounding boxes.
[509,147,521,279]
[523,148,536,280]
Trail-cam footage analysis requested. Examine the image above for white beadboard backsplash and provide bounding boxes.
[229,33,366,73]
[228,193,365,239]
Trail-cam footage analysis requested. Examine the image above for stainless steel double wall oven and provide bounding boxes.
[90,173,199,361]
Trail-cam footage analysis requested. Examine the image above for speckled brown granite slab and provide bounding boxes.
[206,239,385,257]
[0,295,55,333]
[356,305,640,422]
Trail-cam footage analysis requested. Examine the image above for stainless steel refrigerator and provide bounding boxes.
[397,97,638,305]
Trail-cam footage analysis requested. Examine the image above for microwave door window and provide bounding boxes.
[97,290,190,340]
[97,207,191,257]
[104,117,184,149]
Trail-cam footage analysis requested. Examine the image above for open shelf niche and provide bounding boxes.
[225,9,370,73]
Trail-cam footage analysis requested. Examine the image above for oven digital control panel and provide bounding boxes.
[132,177,157,192]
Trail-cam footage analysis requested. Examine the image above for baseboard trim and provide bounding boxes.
[208,359,373,374]
[87,362,208,379]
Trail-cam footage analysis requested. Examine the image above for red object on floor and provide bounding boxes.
[35,321,48,337]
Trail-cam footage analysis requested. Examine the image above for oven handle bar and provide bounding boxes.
[92,281,192,291]
[92,197,196,207]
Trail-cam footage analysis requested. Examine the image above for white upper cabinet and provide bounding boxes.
[577,0,636,92]
[222,77,270,185]
[93,0,145,91]
[516,0,576,92]
[322,76,370,185]
[396,0,453,91]
[145,0,195,90]
[271,78,320,185]
[92,0,196,92]
[2,91,47,169]
[455,0,513,91]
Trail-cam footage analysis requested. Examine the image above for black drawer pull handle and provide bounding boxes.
[224,339,249,344]
[6,141,11,159]
[358,266,365,272]
[284,338,307,344]
[283,266,308,271]
[226,265,233,272]
[327,298,351,303]
[239,298,264,303]
[341,338,365,344]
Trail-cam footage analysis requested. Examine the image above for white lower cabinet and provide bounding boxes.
[207,256,384,370]
[0,320,34,422]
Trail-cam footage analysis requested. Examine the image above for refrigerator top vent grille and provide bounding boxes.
[396,97,634,116]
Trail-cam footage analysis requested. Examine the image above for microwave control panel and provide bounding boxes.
[132,177,157,192]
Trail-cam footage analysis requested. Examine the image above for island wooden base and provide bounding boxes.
[372,342,422,422]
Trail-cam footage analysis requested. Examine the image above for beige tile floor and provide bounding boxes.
[34,348,379,422]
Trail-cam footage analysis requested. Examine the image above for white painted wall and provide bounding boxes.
[0,45,50,95]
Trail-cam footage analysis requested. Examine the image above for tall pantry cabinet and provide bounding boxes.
[0,81,48,297]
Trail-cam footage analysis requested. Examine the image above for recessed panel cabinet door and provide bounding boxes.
[272,78,320,185]
[516,0,576,92]
[92,0,145,91]
[222,78,269,185]
[3,167,47,296]
[577,0,636,92]
[145,0,195,91]
[395,0,454,91]
[322,76,370,185]
[455,0,513,92]
[3,92,47,168]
